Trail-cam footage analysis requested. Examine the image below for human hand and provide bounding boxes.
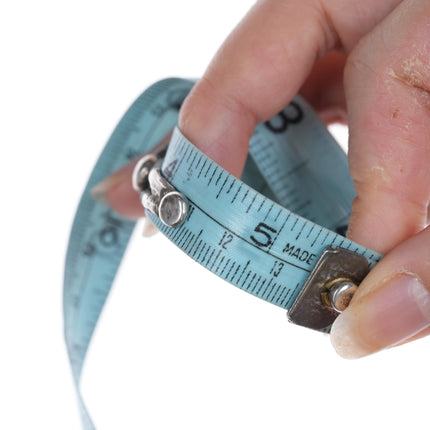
[93,0,430,358]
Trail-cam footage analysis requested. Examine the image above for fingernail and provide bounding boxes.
[90,174,124,204]
[331,274,430,359]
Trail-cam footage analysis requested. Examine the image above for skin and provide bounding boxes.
[96,0,430,358]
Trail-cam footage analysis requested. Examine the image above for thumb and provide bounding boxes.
[331,225,430,358]
[344,1,430,254]
[332,1,430,358]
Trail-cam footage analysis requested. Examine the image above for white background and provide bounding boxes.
[1,1,428,429]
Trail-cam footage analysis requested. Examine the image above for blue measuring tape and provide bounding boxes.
[64,78,382,429]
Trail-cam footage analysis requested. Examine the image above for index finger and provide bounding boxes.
[179,0,332,177]
[178,0,397,177]
[98,0,398,219]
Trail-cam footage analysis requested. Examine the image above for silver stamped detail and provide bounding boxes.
[134,153,189,228]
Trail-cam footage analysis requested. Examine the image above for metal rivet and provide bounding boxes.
[158,191,189,227]
[327,279,358,313]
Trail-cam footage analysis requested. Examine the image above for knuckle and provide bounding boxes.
[343,31,379,86]
[178,76,214,129]
[389,14,430,107]
[179,75,244,128]
[346,13,430,106]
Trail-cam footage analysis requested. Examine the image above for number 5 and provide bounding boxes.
[250,222,277,248]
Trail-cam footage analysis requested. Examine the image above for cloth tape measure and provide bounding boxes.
[64,78,382,429]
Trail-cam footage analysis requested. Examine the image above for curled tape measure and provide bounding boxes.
[64,78,382,428]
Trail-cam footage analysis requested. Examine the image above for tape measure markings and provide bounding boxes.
[149,127,381,310]
[64,79,196,430]
[185,197,311,272]
[156,212,295,308]
[64,78,382,429]
[160,129,379,275]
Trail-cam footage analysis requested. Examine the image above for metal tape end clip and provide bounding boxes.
[287,246,369,332]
